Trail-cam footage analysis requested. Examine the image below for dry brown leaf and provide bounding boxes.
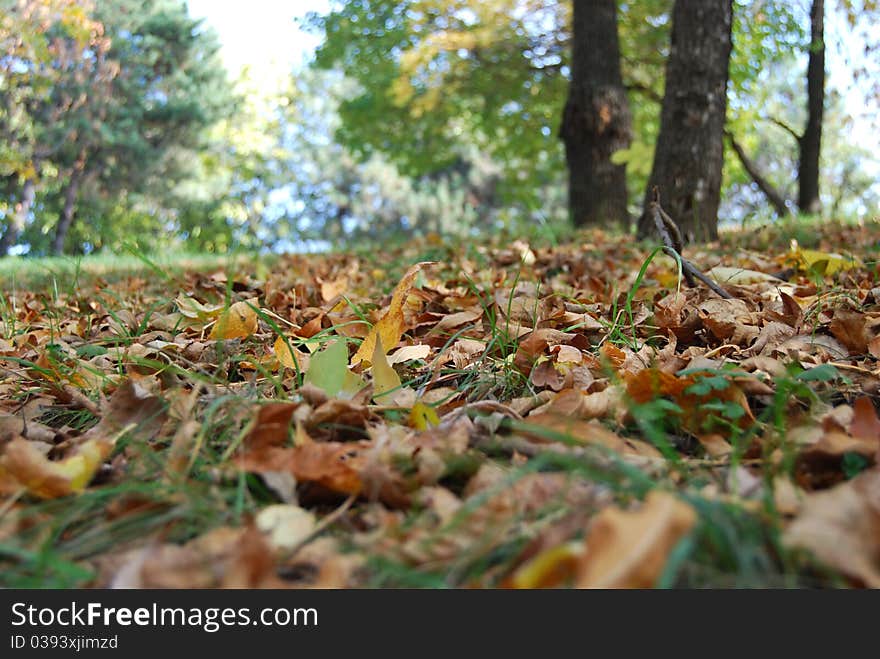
[783,469,880,587]
[851,397,880,444]
[245,402,298,450]
[829,309,871,355]
[576,491,697,588]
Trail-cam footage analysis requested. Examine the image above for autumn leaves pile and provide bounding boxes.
[2,225,880,587]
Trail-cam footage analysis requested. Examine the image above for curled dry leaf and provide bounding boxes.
[0,379,166,499]
[0,435,111,499]
[351,262,433,366]
[576,491,697,588]
[783,469,880,587]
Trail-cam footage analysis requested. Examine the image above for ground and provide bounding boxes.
[1,218,879,588]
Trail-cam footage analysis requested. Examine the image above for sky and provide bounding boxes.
[186,0,328,84]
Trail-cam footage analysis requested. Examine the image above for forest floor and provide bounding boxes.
[2,218,879,588]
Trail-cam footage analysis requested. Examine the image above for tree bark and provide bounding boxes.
[637,0,733,243]
[52,168,83,256]
[0,176,36,256]
[726,132,792,218]
[559,0,632,228]
[797,0,824,214]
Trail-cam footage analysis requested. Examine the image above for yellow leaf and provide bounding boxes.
[788,246,862,276]
[510,542,583,589]
[409,401,440,430]
[209,298,259,340]
[273,335,310,372]
[0,436,112,499]
[320,276,349,302]
[351,262,433,366]
[372,336,401,404]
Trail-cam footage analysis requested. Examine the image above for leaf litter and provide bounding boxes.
[2,222,880,588]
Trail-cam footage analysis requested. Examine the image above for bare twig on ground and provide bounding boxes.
[650,189,733,300]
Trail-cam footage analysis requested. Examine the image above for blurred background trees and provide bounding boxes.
[1,0,877,256]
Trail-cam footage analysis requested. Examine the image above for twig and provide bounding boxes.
[280,493,357,560]
[649,190,733,300]
[764,115,803,143]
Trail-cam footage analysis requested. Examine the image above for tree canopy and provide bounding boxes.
[0,0,878,255]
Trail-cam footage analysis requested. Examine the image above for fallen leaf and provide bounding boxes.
[0,435,111,499]
[707,266,782,285]
[387,344,431,365]
[245,402,298,450]
[351,262,433,365]
[851,398,880,444]
[209,298,259,340]
[372,336,402,404]
[303,339,355,398]
[783,469,880,587]
[256,504,317,550]
[274,335,310,372]
[509,541,583,589]
[409,402,440,430]
[787,247,862,276]
[576,491,697,588]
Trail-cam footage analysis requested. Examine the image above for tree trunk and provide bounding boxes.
[52,169,83,256]
[559,0,632,228]
[637,0,733,243]
[726,132,792,218]
[797,0,824,214]
[0,177,36,256]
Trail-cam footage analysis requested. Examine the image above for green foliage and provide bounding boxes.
[1,0,235,255]
[308,0,569,213]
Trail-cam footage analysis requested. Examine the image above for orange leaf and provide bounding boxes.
[245,402,298,451]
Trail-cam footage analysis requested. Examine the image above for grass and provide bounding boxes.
[0,249,266,291]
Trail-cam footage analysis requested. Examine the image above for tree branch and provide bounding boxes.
[725,131,792,218]
[625,81,663,104]
[764,116,803,143]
